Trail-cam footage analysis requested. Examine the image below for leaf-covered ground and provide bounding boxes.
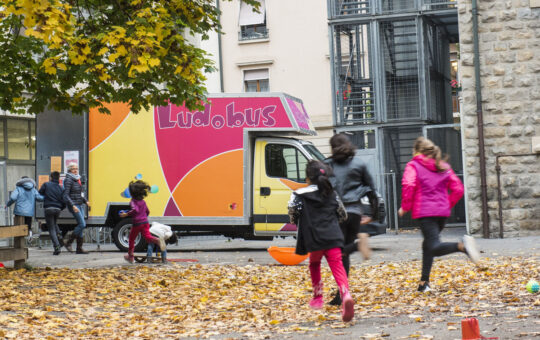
[0,257,538,339]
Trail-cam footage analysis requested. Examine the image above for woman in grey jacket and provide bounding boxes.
[63,163,91,254]
[325,133,376,305]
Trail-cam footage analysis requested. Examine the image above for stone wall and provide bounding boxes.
[458,0,540,236]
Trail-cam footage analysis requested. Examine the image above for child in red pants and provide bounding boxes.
[288,160,354,322]
[120,180,164,263]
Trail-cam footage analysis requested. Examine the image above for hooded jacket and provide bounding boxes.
[401,154,464,219]
[149,222,173,240]
[7,178,44,217]
[288,185,347,255]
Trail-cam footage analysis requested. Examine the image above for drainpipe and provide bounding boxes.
[217,0,224,92]
[472,0,490,238]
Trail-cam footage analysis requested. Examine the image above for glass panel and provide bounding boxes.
[245,80,258,92]
[265,144,308,182]
[258,79,269,92]
[349,130,376,149]
[7,119,30,160]
[30,121,36,160]
[381,0,416,13]
[0,121,4,157]
[303,144,325,161]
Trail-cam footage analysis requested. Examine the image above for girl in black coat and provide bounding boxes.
[288,160,354,322]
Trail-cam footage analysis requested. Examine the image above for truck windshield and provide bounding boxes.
[303,144,326,161]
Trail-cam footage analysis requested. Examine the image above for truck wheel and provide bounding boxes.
[112,219,147,252]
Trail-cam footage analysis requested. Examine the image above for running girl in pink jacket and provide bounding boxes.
[398,137,480,293]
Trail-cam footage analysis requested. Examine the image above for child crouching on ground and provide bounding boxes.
[120,180,165,263]
[147,222,178,263]
[288,160,354,322]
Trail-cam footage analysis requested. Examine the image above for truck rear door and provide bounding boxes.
[253,138,309,235]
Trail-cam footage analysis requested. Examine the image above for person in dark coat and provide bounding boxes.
[63,163,91,254]
[324,133,378,305]
[38,171,65,255]
[288,160,354,322]
[6,176,44,231]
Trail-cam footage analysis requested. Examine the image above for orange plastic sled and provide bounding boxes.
[267,246,308,265]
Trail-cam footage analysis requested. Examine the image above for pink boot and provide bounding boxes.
[340,287,354,322]
[309,282,324,309]
[124,254,134,263]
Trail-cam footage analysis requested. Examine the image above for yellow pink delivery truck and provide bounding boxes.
[36,93,327,251]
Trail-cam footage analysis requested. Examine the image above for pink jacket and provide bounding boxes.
[401,154,464,219]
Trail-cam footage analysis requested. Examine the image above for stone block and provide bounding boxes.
[491,66,506,76]
[502,76,514,87]
[501,53,516,63]
[496,116,513,126]
[517,51,534,61]
[523,125,535,136]
[517,8,539,20]
[500,10,517,21]
[461,53,474,66]
[481,12,497,23]
[493,42,508,51]
[508,40,526,50]
[485,127,506,138]
[498,31,513,41]
[515,31,533,39]
[502,101,522,111]
[507,127,522,137]
[516,75,533,87]
[506,22,524,30]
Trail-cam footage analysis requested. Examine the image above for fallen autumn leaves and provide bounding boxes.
[0,257,538,339]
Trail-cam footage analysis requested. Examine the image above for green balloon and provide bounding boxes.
[150,185,159,193]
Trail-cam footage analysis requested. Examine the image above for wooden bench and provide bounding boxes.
[0,225,28,269]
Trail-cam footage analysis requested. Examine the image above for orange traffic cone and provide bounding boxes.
[462,318,481,340]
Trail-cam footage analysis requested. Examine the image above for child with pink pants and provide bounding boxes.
[288,160,354,322]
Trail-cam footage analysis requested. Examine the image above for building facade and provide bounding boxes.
[458,0,540,236]
[217,0,335,154]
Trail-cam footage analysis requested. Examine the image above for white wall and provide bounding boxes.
[218,0,334,153]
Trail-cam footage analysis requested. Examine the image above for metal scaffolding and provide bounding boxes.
[328,0,462,229]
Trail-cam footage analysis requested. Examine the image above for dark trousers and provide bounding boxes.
[420,217,460,282]
[44,207,62,248]
[339,213,361,276]
[14,215,32,230]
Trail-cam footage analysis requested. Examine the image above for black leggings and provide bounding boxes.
[420,217,460,282]
[340,213,361,276]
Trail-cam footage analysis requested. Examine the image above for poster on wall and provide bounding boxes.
[63,151,79,172]
[50,156,62,173]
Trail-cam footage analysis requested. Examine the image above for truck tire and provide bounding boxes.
[112,219,147,252]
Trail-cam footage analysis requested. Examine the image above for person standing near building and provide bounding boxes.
[38,171,65,255]
[63,163,91,254]
[6,176,44,232]
[399,136,479,292]
[325,133,377,305]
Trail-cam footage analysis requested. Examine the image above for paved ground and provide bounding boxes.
[18,227,540,268]
[3,228,540,339]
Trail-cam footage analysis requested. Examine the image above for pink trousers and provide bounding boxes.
[309,247,349,296]
[128,223,159,255]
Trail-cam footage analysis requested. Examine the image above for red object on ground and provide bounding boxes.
[462,318,481,340]
[0,262,4,268]
[267,246,308,265]
[167,259,199,262]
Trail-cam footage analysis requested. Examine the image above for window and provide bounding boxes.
[7,119,32,160]
[244,69,269,92]
[239,0,268,40]
[265,144,308,182]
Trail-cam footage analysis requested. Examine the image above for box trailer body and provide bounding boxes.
[36,93,326,251]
